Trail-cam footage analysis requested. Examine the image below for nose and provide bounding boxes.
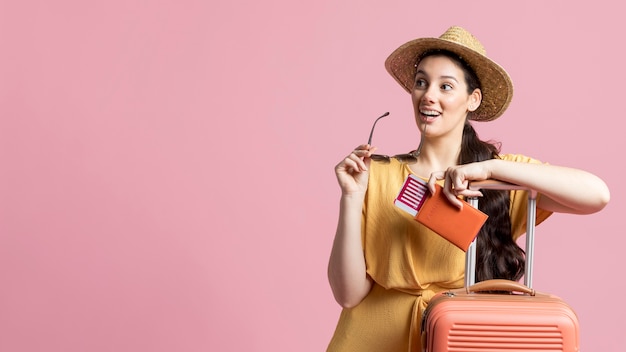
[420,85,437,105]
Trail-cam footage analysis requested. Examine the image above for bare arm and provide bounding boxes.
[328,193,373,308]
[327,145,375,308]
[433,159,610,214]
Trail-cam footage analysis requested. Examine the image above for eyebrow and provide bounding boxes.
[415,69,460,83]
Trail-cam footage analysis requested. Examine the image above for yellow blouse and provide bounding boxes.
[327,154,553,352]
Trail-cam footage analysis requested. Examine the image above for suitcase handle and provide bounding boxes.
[466,180,538,288]
[465,279,536,296]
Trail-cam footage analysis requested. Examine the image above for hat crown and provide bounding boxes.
[439,26,486,56]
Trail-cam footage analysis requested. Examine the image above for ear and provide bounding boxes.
[468,88,482,112]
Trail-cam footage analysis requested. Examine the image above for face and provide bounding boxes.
[411,55,481,137]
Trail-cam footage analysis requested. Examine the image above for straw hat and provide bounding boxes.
[384,26,513,121]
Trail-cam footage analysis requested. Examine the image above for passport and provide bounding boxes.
[416,183,488,251]
[395,175,488,251]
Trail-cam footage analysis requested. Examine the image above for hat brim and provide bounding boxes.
[384,37,513,122]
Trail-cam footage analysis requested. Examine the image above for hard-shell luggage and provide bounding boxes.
[421,180,580,352]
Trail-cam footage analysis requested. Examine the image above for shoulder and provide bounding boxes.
[367,159,410,195]
[369,158,407,179]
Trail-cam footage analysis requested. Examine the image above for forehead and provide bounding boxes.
[415,55,465,78]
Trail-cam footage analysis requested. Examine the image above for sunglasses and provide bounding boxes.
[367,112,423,164]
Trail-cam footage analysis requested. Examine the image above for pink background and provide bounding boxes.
[0,1,623,351]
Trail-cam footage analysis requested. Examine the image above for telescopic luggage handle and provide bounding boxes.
[465,180,538,288]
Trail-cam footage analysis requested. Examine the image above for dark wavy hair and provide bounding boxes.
[421,50,525,282]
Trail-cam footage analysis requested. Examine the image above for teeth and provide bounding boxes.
[420,109,439,116]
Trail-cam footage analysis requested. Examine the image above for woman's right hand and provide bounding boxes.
[334,144,377,195]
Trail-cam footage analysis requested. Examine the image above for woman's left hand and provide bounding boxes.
[427,161,492,208]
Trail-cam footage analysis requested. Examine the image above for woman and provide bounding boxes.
[326,26,610,351]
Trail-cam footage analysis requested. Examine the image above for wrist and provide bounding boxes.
[484,158,500,179]
[340,192,366,202]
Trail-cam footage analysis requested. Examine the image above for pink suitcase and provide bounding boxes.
[421,181,580,352]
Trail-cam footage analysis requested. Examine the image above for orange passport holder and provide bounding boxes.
[394,175,488,251]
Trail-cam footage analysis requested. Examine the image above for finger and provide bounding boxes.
[352,144,371,153]
[349,146,368,159]
[350,145,380,170]
[455,189,484,199]
[454,179,469,193]
[346,153,368,172]
[337,154,362,173]
[443,173,464,209]
[352,145,378,158]
[366,146,378,154]
[427,171,444,194]
[363,153,372,169]
[445,167,467,192]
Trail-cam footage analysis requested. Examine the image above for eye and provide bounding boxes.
[414,78,427,88]
[441,83,453,91]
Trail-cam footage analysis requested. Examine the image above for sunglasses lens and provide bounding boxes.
[369,153,418,164]
[394,154,418,164]
[370,154,391,163]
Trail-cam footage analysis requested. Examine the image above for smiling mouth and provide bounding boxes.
[419,109,440,121]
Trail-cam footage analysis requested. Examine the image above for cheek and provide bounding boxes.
[441,96,468,111]
[411,92,420,107]
[411,90,419,100]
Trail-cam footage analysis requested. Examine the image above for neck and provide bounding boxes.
[409,127,463,176]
